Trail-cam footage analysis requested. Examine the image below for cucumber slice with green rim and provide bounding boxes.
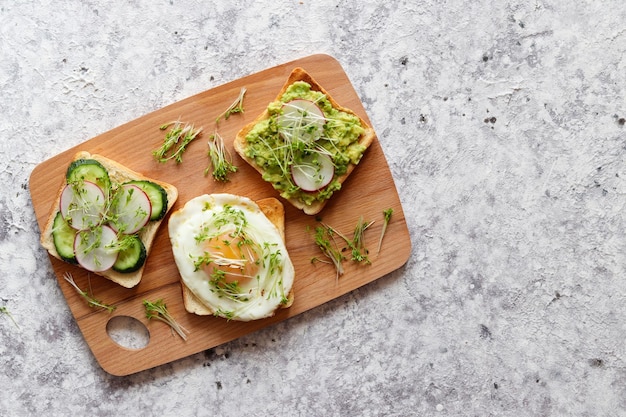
[124,180,168,221]
[52,211,78,264]
[66,159,111,194]
[112,235,146,273]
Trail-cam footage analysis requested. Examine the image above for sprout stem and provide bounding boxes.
[0,305,18,328]
[350,216,375,264]
[311,225,345,281]
[153,120,203,164]
[63,272,116,313]
[143,299,189,341]
[216,87,247,125]
[205,131,238,181]
[377,208,394,254]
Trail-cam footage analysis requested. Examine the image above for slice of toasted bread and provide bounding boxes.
[234,67,376,215]
[180,197,294,316]
[40,151,178,288]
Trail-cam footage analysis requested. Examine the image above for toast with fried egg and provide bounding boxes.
[169,194,295,321]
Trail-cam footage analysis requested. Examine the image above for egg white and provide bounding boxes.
[168,193,295,321]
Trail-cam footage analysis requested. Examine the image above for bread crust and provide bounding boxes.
[180,197,295,316]
[40,151,178,288]
[234,67,376,215]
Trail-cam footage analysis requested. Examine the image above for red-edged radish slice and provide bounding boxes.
[278,99,325,144]
[74,225,119,272]
[59,181,107,231]
[291,153,335,192]
[109,184,152,234]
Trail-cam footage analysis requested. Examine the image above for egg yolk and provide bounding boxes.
[202,233,259,285]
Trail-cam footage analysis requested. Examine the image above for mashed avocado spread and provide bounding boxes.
[244,81,366,207]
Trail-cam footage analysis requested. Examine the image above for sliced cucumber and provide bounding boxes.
[52,211,78,264]
[112,235,146,273]
[124,180,168,221]
[66,159,111,194]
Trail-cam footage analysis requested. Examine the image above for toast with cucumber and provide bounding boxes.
[40,151,178,288]
[234,67,376,215]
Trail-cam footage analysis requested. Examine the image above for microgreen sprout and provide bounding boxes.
[350,216,375,264]
[63,272,116,313]
[215,87,247,125]
[214,308,235,321]
[311,224,345,281]
[377,208,394,254]
[321,219,373,264]
[310,217,375,279]
[205,131,238,181]
[153,120,203,164]
[143,299,189,341]
[0,304,18,328]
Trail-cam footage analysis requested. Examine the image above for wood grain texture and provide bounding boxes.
[29,54,411,376]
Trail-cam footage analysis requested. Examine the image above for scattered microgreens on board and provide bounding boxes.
[0,304,18,328]
[215,87,247,125]
[310,216,375,279]
[311,224,346,281]
[325,218,374,264]
[153,120,203,164]
[63,272,116,313]
[349,216,375,264]
[143,299,189,341]
[205,131,238,181]
[377,208,394,254]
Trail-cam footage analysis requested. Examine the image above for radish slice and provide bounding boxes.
[109,184,152,234]
[59,181,107,231]
[278,99,325,144]
[291,153,335,192]
[74,225,119,272]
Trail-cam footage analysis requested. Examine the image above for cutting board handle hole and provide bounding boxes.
[106,315,150,350]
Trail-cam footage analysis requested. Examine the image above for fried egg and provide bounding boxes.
[168,193,295,321]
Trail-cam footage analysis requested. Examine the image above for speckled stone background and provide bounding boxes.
[1,0,625,416]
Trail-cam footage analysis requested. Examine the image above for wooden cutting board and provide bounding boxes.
[29,54,412,376]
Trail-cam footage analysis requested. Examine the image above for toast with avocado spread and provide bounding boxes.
[234,67,376,215]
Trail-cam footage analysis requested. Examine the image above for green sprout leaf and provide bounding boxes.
[310,216,374,280]
[153,120,203,164]
[205,131,238,181]
[215,87,247,125]
[143,299,189,341]
[310,224,345,281]
[377,208,394,254]
[0,304,18,328]
[349,216,374,264]
[321,218,373,264]
[63,272,116,313]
